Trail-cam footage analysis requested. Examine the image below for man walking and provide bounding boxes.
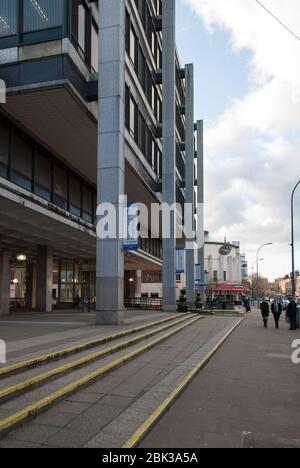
[271,298,282,329]
[287,297,297,331]
[260,299,270,328]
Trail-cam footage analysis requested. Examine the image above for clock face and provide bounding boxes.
[219,245,232,256]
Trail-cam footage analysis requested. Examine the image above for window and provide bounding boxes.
[224,271,227,282]
[83,186,93,223]
[129,26,138,69]
[54,164,68,210]
[0,120,9,178]
[91,21,98,72]
[11,132,33,191]
[129,95,138,140]
[23,0,64,33]
[0,0,17,37]
[213,271,218,282]
[69,176,82,217]
[71,0,87,54]
[35,149,52,201]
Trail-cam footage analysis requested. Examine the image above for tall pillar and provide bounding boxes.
[135,270,142,298]
[0,250,11,316]
[96,0,125,325]
[25,263,36,310]
[185,64,195,305]
[36,246,53,313]
[197,120,205,302]
[162,0,177,312]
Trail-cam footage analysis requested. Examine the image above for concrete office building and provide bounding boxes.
[0,1,202,322]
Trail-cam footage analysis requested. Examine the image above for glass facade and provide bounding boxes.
[23,0,64,33]
[59,260,96,304]
[0,0,17,37]
[0,0,99,72]
[0,115,96,225]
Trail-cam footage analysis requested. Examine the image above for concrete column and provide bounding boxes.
[185,64,195,305]
[25,263,37,310]
[96,0,125,325]
[0,250,11,316]
[162,0,177,312]
[36,246,53,313]
[135,270,142,298]
[197,120,205,302]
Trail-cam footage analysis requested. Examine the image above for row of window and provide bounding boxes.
[126,10,162,123]
[0,117,96,224]
[125,84,162,178]
[139,237,162,260]
[0,0,98,72]
[133,0,162,71]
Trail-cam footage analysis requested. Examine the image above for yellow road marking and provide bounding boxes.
[0,313,185,378]
[123,318,243,448]
[0,316,202,435]
[0,315,198,402]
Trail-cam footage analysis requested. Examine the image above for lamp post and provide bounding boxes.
[256,243,273,304]
[291,180,300,298]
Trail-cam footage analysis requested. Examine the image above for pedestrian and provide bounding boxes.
[287,297,297,331]
[271,298,282,329]
[260,299,270,328]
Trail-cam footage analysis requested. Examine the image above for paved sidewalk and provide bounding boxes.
[141,310,300,449]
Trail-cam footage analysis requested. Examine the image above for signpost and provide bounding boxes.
[123,203,139,251]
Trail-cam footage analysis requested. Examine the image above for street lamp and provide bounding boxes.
[256,243,273,304]
[291,180,300,298]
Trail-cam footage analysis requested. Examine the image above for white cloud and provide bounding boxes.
[183,0,300,279]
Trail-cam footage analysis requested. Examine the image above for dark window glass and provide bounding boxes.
[70,176,82,217]
[11,132,33,191]
[0,0,17,37]
[23,0,64,33]
[125,10,130,52]
[35,149,52,201]
[129,95,138,141]
[0,120,9,178]
[54,164,68,210]
[83,186,93,223]
[125,84,130,130]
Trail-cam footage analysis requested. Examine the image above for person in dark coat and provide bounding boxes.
[287,297,297,331]
[271,298,282,328]
[260,299,270,328]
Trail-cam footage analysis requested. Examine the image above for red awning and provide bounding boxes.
[209,283,250,292]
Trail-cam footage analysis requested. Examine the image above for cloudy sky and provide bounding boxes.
[176,0,300,281]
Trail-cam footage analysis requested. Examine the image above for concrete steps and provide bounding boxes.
[0,314,201,437]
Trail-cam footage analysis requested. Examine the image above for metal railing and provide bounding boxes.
[125,297,163,311]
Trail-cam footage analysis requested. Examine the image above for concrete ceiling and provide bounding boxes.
[0,196,96,260]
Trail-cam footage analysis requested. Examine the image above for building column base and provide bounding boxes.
[0,251,11,316]
[96,277,124,325]
[163,305,177,313]
[96,310,124,325]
